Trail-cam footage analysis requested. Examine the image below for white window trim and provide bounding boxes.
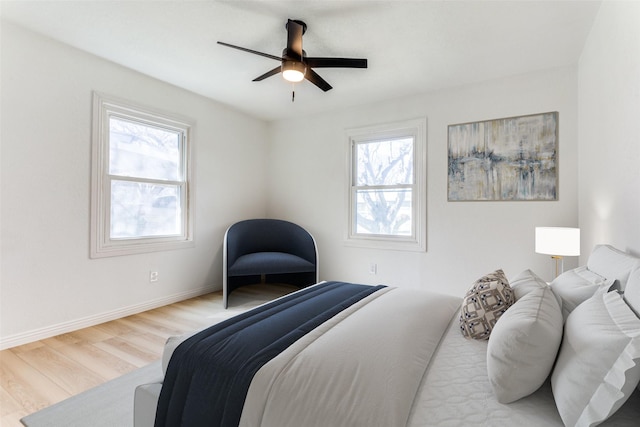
[345,118,427,252]
[90,92,195,258]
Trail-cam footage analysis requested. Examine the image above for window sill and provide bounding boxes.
[344,236,426,252]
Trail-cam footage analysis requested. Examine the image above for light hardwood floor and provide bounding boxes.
[0,284,297,427]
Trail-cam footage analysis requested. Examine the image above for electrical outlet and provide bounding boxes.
[149,271,159,282]
[369,263,377,275]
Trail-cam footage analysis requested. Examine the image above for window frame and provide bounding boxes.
[90,92,195,258]
[345,118,427,252]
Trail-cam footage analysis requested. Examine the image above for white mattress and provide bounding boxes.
[408,311,640,426]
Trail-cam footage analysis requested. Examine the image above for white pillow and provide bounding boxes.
[162,334,191,375]
[551,291,640,427]
[487,270,563,403]
[624,263,640,317]
[632,267,640,395]
[550,266,614,321]
[509,269,550,299]
[587,245,640,292]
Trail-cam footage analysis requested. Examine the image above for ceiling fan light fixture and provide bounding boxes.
[282,60,306,83]
[218,18,367,92]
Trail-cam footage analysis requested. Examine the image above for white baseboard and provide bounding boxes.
[0,285,218,350]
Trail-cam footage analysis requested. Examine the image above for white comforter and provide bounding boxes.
[239,287,461,427]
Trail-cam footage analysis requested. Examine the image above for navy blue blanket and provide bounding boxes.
[155,281,385,427]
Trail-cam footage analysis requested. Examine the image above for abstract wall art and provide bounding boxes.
[448,112,558,201]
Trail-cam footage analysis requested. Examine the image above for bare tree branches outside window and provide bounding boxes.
[108,117,183,239]
[354,137,414,236]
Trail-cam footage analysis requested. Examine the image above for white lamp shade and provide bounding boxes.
[535,227,580,256]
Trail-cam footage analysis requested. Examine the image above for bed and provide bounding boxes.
[134,245,640,427]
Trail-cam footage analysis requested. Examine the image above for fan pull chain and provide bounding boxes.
[291,83,296,102]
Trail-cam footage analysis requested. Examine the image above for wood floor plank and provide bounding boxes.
[93,336,158,368]
[7,341,44,354]
[135,309,204,333]
[116,331,168,357]
[0,385,22,417]
[40,332,83,349]
[1,409,28,427]
[93,317,137,337]
[53,342,138,381]
[0,349,69,414]
[15,346,105,396]
[162,298,219,319]
[66,325,114,344]
[117,312,192,339]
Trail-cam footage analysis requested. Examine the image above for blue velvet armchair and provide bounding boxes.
[222,219,319,308]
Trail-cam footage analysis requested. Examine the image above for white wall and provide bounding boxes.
[267,66,580,296]
[578,0,640,259]
[0,22,268,348]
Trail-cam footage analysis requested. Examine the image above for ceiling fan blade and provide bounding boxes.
[305,57,368,68]
[305,69,333,92]
[217,41,282,61]
[286,19,304,60]
[253,66,281,82]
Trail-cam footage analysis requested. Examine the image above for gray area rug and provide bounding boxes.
[21,360,162,427]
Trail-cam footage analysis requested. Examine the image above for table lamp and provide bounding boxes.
[535,227,580,278]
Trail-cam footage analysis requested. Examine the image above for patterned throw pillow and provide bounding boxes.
[460,269,514,340]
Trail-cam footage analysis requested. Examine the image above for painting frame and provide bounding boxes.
[447,111,558,201]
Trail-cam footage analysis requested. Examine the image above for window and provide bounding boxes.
[346,118,426,251]
[91,92,194,258]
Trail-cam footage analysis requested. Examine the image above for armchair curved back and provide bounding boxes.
[225,219,316,268]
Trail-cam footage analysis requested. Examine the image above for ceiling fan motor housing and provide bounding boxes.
[282,48,307,62]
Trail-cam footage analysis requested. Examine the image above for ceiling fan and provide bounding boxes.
[217,19,367,97]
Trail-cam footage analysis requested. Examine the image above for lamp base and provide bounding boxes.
[551,255,564,278]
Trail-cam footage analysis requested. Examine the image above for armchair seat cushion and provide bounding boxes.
[229,252,316,276]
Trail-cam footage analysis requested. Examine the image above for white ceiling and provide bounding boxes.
[0,0,601,121]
